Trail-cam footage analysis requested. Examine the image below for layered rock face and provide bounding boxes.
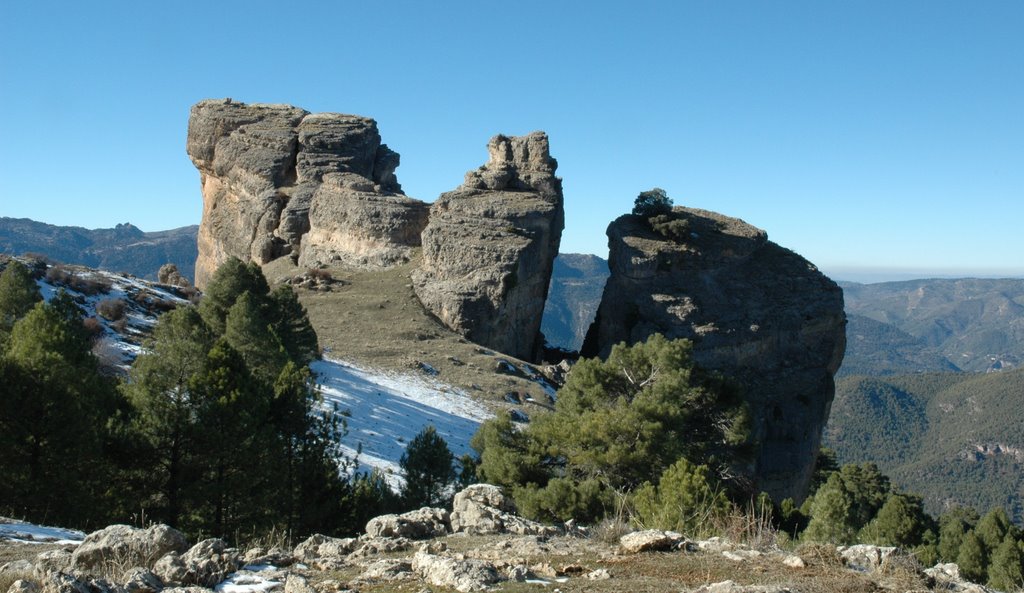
[582,208,846,502]
[187,99,428,288]
[413,133,564,362]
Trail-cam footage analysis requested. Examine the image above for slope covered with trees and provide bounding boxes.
[825,369,1024,524]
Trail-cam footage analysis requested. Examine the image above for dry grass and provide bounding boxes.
[263,255,562,414]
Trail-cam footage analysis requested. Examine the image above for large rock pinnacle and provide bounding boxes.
[186,99,428,288]
[582,208,846,502]
[412,132,564,362]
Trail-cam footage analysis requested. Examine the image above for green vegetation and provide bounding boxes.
[0,256,399,541]
[632,187,673,218]
[400,425,457,508]
[826,369,1024,523]
[473,334,751,525]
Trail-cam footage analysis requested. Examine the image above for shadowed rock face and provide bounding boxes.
[187,99,428,288]
[412,133,564,362]
[582,208,846,502]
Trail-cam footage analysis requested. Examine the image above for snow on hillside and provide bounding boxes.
[33,264,192,370]
[313,358,494,487]
[0,519,85,544]
[10,258,496,490]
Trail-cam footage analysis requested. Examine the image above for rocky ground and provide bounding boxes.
[0,485,1002,593]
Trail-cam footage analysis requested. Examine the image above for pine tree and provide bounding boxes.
[803,463,891,545]
[198,257,270,335]
[124,306,215,526]
[224,291,288,385]
[271,284,319,366]
[803,472,857,544]
[0,260,42,347]
[859,492,931,548]
[957,529,988,584]
[988,534,1024,591]
[189,339,271,538]
[0,292,117,526]
[401,425,456,509]
[271,361,349,536]
[938,506,979,562]
[976,507,1013,555]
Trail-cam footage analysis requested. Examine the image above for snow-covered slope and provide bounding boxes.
[314,358,493,486]
[0,519,85,544]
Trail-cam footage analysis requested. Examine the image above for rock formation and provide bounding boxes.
[582,208,846,502]
[186,99,428,288]
[412,133,564,362]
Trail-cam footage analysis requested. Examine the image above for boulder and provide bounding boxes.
[449,484,557,536]
[70,524,187,571]
[411,552,499,593]
[837,544,897,573]
[121,568,163,593]
[7,581,39,593]
[153,539,240,588]
[582,208,846,502]
[364,507,450,540]
[283,574,315,593]
[291,534,356,565]
[619,530,685,554]
[186,99,428,287]
[33,551,71,576]
[413,132,564,362]
[38,572,89,593]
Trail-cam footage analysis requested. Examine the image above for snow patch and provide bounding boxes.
[0,519,85,544]
[313,358,493,487]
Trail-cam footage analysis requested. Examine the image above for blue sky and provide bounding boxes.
[1,1,1021,280]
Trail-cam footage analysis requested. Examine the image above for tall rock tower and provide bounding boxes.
[582,207,846,502]
[186,99,428,288]
[413,133,564,362]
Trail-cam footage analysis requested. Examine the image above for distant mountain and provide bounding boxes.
[825,369,1024,523]
[840,279,1024,373]
[541,253,609,351]
[0,217,198,282]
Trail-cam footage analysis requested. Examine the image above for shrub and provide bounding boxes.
[632,188,673,217]
[649,213,691,242]
[632,458,731,537]
[82,316,105,339]
[96,298,127,321]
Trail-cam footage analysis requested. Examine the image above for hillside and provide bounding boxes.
[825,369,1024,522]
[840,278,1024,373]
[541,253,609,351]
[0,217,198,282]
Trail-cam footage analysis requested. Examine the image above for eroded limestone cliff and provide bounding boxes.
[187,99,427,288]
[412,133,564,362]
[582,208,846,502]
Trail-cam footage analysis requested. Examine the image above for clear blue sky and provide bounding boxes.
[2,1,1021,281]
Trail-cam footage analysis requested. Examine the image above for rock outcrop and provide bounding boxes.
[412,133,564,362]
[186,99,428,288]
[582,208,846,502]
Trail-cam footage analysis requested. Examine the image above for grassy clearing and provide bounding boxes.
[264,255,560,414]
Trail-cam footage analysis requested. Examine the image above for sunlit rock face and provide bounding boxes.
[413,132,564,362]
[187,99,427,288]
